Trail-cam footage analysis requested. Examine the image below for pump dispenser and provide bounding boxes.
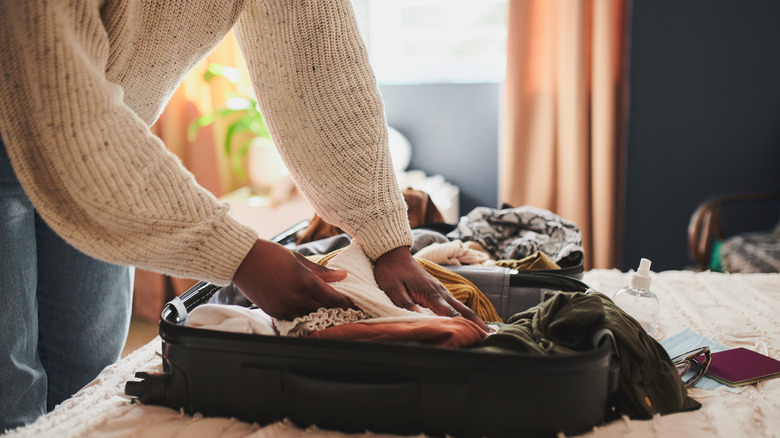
[612,258,660,334]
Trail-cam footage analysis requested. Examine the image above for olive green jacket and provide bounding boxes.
[476,291,701,419]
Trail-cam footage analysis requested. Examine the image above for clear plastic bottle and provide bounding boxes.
[612,258,660,334]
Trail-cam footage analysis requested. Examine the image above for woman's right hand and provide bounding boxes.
[232,239,354,320]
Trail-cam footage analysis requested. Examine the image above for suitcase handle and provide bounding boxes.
[283,371,468,409]
[508,271,589,291]
[592,328,621,394]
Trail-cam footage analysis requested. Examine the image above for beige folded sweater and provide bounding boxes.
[0,0,412,285]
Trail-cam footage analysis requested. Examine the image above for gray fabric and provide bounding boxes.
[289,228,449,257]
[410,228,450,254]
[447,206,583,263]
[720,225,780,273]
[287,234,352,256]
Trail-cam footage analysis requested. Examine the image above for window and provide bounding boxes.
[351,0,508,84]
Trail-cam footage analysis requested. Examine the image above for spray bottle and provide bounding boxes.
[612,258,660,334]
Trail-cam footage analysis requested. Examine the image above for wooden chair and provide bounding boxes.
[687,192,780,271]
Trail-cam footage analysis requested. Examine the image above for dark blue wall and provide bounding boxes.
[379,83,501,216]
[623,0,780,270]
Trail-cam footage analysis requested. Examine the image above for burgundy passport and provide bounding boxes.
[698,347,780,387]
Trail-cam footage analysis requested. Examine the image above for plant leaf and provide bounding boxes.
[187,108,240,141]
[224,118,255,156]
[204,63,241,83]
[186,114,215,141]
[230,147,247,180]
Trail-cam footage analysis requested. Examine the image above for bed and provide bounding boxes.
[8,269,780,438]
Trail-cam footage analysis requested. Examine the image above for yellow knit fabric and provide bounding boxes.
[313,249,502,323]
[415,258,502,323]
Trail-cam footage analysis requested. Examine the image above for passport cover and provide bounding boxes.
[698,347,780,387]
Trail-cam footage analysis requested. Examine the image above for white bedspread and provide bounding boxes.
[7,270,780,438]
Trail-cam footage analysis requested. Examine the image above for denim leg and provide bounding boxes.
[0,141,47,431]
[35,216,133,410]
[0,137,133,426]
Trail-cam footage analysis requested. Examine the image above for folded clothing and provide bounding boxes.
[185,242,499,348]
[719,226,780,273]
[495,251,560,271]
[275,242,441,337]
[414,240,494,266]
[474,291,701,419]
[309,317,488,348]
[447,205,583,264]
[185,303,275,335]
[314,246,502,323]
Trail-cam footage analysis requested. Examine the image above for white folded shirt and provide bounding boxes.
[185,303,275,336]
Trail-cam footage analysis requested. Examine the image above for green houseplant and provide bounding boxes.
[188,63,286,190]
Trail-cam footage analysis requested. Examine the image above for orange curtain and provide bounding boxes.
[133,32,251,322]
[499,0,630,269]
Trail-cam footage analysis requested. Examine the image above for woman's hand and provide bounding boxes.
[233,239,353,320]
[373,246,488,331]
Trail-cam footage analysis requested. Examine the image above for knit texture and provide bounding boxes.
[275,308,369,337]
[276,243,439,336]
[0,0,411,285]
[415,258,503,323]
[274,242,441,336]
[414,240,495,266]
[234,1,412,261]
[313,247,502,323]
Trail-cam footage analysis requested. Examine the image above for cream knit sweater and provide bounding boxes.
[0,0,412,286]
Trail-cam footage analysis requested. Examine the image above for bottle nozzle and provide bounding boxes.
[637,258,651,276]
[630,258,652,290]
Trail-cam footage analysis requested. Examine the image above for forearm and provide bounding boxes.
[0,1,257,284]
[234,0,412,260]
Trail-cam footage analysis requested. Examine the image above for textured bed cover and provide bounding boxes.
[7,270,780,438]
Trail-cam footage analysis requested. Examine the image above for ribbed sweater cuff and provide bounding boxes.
[198,214,258,286]
[354,209,414,261]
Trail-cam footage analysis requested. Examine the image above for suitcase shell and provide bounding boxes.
[445,266,590,321]
[126,274,620,438]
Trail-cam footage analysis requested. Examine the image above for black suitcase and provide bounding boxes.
[125,269,620,438]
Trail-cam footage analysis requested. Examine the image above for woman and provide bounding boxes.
[0,0,485,430]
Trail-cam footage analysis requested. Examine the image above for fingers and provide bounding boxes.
[311,282,356,312]
[233,239,354,320]
[295,252,348,283]
[373,248,485,326]
[262,276,355,321]
[382,281,422,313]
[423,290,462,318]
[291,255,354,312]
[425,292,488,331]
[381,276,483,330]
[442,293,489,331]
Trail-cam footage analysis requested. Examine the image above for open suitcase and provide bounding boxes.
[125,264,621,438]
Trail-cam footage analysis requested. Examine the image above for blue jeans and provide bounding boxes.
[0,137,133,431]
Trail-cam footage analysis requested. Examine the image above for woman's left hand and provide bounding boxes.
[373,246,488,331]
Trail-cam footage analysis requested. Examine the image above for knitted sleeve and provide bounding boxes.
[234,0,413,261]
[0,1,258,286]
